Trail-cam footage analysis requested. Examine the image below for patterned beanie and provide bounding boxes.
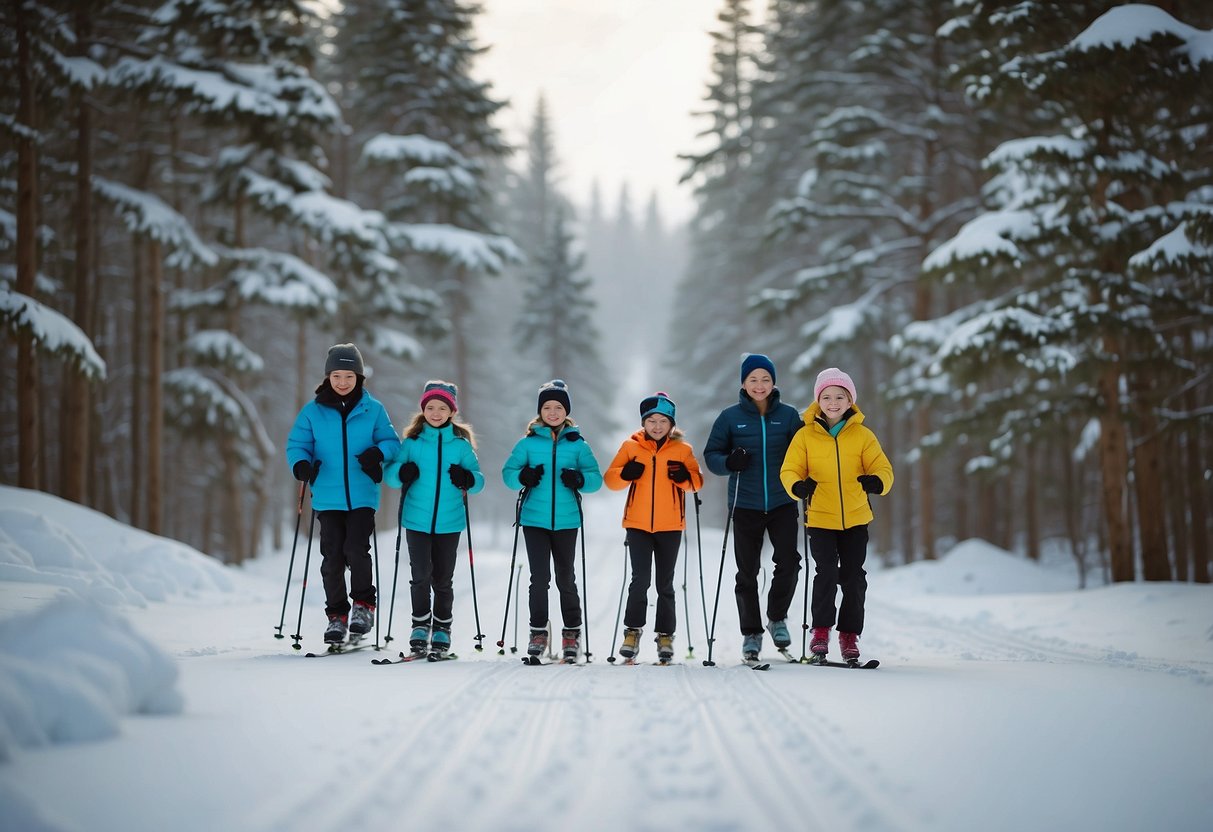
[813,368,857,404]
[537,379,572,415]
[324,343,365,376]
[420,380,458,413]
[639,391,676,426]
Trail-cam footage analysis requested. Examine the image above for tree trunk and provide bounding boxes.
[15,4,41,490]
[1167,428,1189,582]
[1098,361,1134,582]
[1184,332,1209,582]
[1024,439,1040,560]
[1130,381,1169,581]
[916,407,935,560]
[61,11,95,503]
[146,240,165,535]
[130,236,145,527]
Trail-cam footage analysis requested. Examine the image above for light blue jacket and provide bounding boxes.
[286,387,401,512]
[383,423,485,534]
[502,422,602,530]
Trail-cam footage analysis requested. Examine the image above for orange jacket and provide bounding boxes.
[780,403,893,530]
[604,430,704,532]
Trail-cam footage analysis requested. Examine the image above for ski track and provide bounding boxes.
[869,598,1213,684]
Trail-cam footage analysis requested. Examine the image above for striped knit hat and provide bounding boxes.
[419,380,458,413]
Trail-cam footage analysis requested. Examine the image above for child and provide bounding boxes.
[603,392,704,664]
[502,380,603,663]
[286,343,401,644]
[703,353,804,662]
[779,368,893,663]
[383,381,485,657]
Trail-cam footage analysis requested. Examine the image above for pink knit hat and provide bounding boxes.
[419,380,458,413]
[814,368,856,404]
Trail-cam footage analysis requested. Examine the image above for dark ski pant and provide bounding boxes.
[623,529,681,634]
[318,508,377,618]
[807,524,869,634]
[406,530,461,629]
[731,502,801,635]
[522,526,581,629]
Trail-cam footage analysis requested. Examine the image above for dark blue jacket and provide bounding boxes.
[703,389,803,512]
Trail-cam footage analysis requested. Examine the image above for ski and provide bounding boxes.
[521,655,563,666]
[742,657,771,671]
[802,656,880,669]
[653,659,678,666]
[427,652,457,662]
[372,650,432,665]
[305,639,373,658]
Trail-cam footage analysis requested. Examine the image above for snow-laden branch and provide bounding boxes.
[93,177,218,268]
[387,224,522,273]
[0,287,106,380]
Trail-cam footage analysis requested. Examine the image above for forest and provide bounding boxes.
[2,0,1210,586]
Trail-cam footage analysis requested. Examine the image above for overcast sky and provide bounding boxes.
[472,0,727,226]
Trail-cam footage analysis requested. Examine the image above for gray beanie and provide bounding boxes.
[324,343,365,376]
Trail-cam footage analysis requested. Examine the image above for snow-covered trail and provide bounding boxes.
[4,491,1212,832]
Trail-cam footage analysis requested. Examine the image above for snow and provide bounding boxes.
[1071,4,1213,65]
[0,287,107,381]
[1,484,1211,832]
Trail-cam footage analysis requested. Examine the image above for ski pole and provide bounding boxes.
[275,481,307,640]
[511,562,522,653]
[606,536,629,663]
[704,474,740,667]
[574,490,591,662]
[497,488,527,654]
[290,507,318,650]
[462,490,485,652]
[384,486,407,645]
[680,525,693,658]
[799,499,811,662]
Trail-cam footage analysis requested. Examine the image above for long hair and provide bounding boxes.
[403,412,477,449]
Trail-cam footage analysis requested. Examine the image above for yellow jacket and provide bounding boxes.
[780,403,893,530]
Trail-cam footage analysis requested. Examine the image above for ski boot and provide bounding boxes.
[431,624,452,657]
[655,633,674,664]
[561,627,581,663]
[766,619,791,649]
[742,632,763,663]
[526,626,549,661]
[409,620,431,656]
[324,614,349,644]
[807,626,831,664]
[349,601,375,637]
[839,631,861,662]
[619,627,642,663]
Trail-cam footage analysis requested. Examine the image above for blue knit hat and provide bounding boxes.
[740,353,776,384]
[639,392,676,426]
[537,379,572,415]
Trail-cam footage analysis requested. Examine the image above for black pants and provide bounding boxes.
[522,526,581,629]
[406,530,461,628]
[624,529,681,634]
[318,508,377,617]
[807,524,869,634]
[731,502,802,635]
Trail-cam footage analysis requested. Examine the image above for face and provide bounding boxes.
[540,400,567,427]
[743,369,774,402]
[423,399,452,427]
[329,370,358,396]
[643,414,672,441]
[818,386,852,424]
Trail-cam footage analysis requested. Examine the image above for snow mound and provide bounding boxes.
[872,538,1077,596]
[0,485,233,607]
[0,597,182,763]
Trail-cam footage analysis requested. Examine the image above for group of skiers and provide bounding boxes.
[285,343,893,665]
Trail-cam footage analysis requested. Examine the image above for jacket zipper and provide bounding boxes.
[833,430,846,528]
[760,413,769,511]
[550,431,559,530]
[431,431,443,534]
[341,403,352,510]
[650,453,658,530]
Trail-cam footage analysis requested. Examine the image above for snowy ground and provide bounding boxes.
[1,484,1211,832]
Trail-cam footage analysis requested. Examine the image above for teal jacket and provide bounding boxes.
[502,422,602,530]
[383,423,484,534]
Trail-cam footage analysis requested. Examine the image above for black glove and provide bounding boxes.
[293,459,321,483]
[398,461,420,486]
[791,477,817,501]
[448,463,475,490]
[518,463,544,488]
[356,447,384,483]
[560,468,585,490]
[667,460,691,484]
[725,447,749,472]
[858,475,883,494]
[620,460,645,481]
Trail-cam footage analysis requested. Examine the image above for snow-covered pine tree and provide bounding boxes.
[918,2,1213,582]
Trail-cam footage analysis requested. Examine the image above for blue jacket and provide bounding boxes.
[703,389,803,512]
[286,386,401,512]
[382,423,485,534]
[502,422,603,530]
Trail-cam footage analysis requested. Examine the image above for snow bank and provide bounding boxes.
[0,597,182,762]
[0,485,233,607]
[872,538,1077,596]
